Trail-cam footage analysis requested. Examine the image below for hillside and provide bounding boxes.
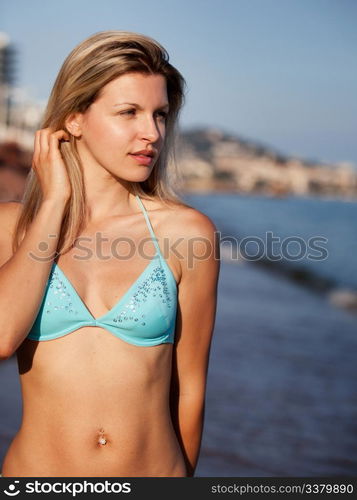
[176,127,357,198]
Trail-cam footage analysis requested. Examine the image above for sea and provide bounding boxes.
[182,192,357,292]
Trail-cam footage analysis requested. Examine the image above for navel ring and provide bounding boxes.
[98,428,107,445]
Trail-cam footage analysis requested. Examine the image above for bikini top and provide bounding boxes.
[27,195,177,347]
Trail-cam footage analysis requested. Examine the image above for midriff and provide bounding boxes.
[2,326,186,477]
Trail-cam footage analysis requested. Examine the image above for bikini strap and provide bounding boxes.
[135,195,162,257]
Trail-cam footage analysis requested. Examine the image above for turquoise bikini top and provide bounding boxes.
[27,195,177,346]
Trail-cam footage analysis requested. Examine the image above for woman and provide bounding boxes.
[0,31,220,477]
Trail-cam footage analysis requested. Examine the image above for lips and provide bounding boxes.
[131,149,155,157]
[129,154,154,165]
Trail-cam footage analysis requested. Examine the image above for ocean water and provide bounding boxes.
[183,193,357,291]
[196,255,357,476]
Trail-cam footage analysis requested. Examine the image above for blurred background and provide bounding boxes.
[1,0,357,476]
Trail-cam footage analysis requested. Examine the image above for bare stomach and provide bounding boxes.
[2,328,186,477]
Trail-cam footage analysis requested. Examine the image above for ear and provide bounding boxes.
[65,112,83,138]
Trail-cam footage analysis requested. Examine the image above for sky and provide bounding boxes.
[1,0,356,165]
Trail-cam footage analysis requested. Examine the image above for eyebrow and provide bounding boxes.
[113,102,170,110]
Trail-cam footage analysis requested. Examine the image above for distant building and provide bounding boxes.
[0,32,45,150]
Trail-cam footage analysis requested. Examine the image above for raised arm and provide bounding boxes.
[169,210,220,477]
[0,128,71,359]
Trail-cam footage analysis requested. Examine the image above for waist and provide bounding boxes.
[4,411,185,477]
[20,374,172,438]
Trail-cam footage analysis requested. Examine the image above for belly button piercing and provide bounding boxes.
[98,428,107,445]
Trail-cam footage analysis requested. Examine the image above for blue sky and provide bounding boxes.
[1,0,356,165]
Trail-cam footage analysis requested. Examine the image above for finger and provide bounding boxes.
[48,130,70,157]
[52,129,71,142]
[39,128,51,159]
[33,130,39,153]
[32,130,41,168]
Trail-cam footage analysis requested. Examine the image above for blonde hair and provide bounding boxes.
[13,30,188,255]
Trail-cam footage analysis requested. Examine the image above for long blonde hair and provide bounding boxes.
[13,30,188,255]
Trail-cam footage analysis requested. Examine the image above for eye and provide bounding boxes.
[120,109,136,116]
[119,109,168,120]
[157,111,168,120]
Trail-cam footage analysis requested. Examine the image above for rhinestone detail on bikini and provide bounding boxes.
[113,266,172,325]
[46,270,79,315]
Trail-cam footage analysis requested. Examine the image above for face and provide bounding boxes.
[67,72,169,182]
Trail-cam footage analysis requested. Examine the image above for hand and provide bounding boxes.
[32,128,72,203]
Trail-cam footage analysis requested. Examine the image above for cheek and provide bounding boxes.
[85,118,130,151]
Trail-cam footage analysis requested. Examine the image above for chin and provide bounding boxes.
[113,170,153,183]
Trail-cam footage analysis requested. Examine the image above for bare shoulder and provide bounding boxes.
[141,196,220,283]
[160,201,220,279]
[154,198,217,238]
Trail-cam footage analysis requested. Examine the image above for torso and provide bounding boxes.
[2,197,188,477]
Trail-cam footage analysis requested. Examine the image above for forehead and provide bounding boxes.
[99,73,167,102]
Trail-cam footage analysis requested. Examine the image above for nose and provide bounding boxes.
[139,114,162,143]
